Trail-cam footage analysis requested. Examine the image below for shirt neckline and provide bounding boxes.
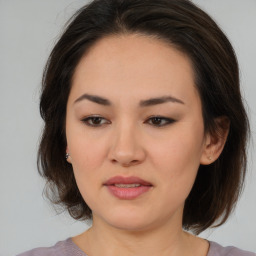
[66,237,215,256]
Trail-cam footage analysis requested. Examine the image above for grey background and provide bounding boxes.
[0,1,255,255]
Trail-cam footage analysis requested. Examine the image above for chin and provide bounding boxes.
[99,209,159,232]
[110,220,154,232]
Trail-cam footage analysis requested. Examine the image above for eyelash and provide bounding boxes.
[81,115,176,127]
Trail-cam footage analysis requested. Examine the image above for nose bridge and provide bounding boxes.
[109,117,145,166]
[115,120,136,150]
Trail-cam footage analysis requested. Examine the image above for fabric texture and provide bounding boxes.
[17,238,255,256]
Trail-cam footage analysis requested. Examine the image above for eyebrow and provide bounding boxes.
[74,93,185,106]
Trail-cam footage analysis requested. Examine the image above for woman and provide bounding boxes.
[18,0,254,255]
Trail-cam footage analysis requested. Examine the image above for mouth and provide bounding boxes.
[114,183,141,188]
[103,176,153,200]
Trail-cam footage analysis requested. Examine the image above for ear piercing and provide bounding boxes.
[65,153,70,159]
[208,156,212,161]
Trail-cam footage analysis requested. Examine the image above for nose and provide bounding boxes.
[108,123,146,167]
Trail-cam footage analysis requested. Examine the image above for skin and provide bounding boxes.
[65,33,228,256]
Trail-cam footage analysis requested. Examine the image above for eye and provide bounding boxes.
[146,116,176,127]
[81,115,110,127]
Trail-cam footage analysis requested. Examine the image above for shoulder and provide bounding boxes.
[16,239,67,256]
[208,241,256,256]
[16,238,86,256]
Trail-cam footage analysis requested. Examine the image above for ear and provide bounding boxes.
[66,147,72,164]
[200,116,230,165]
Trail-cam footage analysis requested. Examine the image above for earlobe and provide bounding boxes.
[200,116,230,165]
[66,147,72,164]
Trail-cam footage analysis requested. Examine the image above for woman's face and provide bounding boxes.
[66,34,210,231]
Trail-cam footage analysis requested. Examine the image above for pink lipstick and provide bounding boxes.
[104,176,152,200]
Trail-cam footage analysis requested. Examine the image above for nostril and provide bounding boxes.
[122,160,140,167]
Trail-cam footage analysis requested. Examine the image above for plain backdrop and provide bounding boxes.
[0,0,255,255]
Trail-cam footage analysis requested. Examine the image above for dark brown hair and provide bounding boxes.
[38,0,250,234]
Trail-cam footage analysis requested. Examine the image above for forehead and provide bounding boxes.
[71,33,199,107]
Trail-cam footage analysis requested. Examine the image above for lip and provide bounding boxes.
[103,176,153,200]
[104,176,152,186]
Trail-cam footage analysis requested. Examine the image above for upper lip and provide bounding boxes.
[104,176,152,186]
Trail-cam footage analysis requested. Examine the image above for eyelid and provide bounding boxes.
[145,115,176,127]
[81,115,176,128]
[81,115,110,127]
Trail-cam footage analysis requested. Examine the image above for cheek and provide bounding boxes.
[66,121,108,171]
[68,135,106,205]
[150,123,205,185]
[71,141,105,171]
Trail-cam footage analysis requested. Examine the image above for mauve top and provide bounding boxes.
[17,238,255,256]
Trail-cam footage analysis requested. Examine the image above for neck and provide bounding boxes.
[72,214,208,256]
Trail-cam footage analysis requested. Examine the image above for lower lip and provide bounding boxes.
[105,185,152,200]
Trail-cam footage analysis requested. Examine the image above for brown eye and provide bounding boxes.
[82,116,109,127]
[146,116,175,127]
